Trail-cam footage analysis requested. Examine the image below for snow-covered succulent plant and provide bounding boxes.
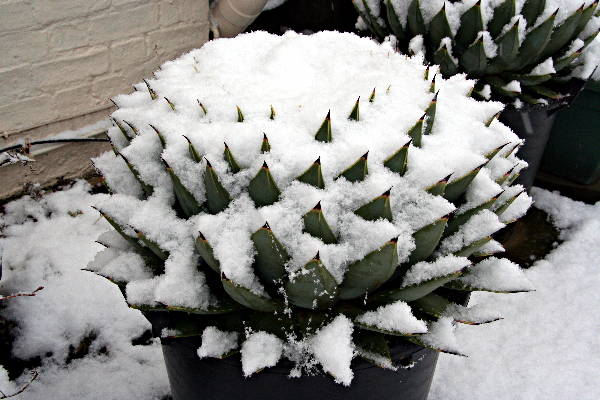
[355,0,600,105]
[88,31,533,385]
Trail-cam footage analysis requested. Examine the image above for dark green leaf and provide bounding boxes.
[425,174,451,197]
[444,162,485,202]
[338,152,368,183]
[248,162,281,207]
[223,143,241,173]
[407,0,426,36]
[383,140,410,176]
[296,157,325,189]
[460,37,487,75]
[354,330,394,368]
[407,114,425,147]
[165,161,203,217]
[540,6,583,60]
[445,196,497,237]
[315,110,332,143]
[285,254,338,310]
[354,189,393,222]
[455,1,484,52]
[251,223,289,283]
[423,92,437,136]
[303,202,337,244]
[512,10,557,70]
[453,236,492,257]
[195,232,220,272]
[261,133,271,153]
[183,135,202,162]
[522,0,546,28]
[488,0,517,38]
[236,106,244,122]
[221,275,282,312]
[348,97,360,121]
[369,271,462,304]
[408,216,449,265]
[339,238,399,300]
[203,159,231,214]
[434,44,460,77]
[385,0,407,45]
[429,4,453,51]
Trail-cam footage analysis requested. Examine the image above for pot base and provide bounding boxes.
[162,337,438,400]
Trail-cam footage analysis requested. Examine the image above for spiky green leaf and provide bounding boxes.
[195,232,220,272]
[522,0,546,28]
[407,0,426,36]
[354,189,393,222]
[251,223,289,283]
[455,1,484,52]
[296,158,325,189]
[408,216,449,265]
[369,271,462,304]
[488,0,517,38]
[303,203,337,244]
[383,140,410,176]
[429,4,453,51]
[285,254,338,310]
[248,162,281,207]
[315,111,332,143]
[203,159,231,214]
[338,152,368,183]
[223,143,241,173]
[349,97,360,121]
[444,163,485,202]
[339,238,399,300]
[221,275,282,312]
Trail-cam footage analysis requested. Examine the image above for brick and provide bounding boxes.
[32,0,111,25]
[49,22,90,52]
[147,23,209,60]
[0,1,35,33]
[88,3,158,45]
[0,95,56,135]
[110,38,146,72]
[159,0,182,27]
[92,74,135,106]
[0,30,48,68]
[34,47,109,90]
[52,84,102,120]
[180,0,208,23]
[0,64,43,104]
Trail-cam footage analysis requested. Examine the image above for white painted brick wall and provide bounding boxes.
[0,0,209,140]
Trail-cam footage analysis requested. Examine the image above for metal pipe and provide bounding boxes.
[210,0,268,38]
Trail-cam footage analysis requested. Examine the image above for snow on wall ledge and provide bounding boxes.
[88,31,533,383]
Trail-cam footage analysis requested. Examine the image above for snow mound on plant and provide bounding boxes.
[93,30,524,309]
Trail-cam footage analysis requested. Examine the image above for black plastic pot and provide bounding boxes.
[498,79,587,191]
[161,336,438,400]
[499,109,557,191]
[540,81,600,185]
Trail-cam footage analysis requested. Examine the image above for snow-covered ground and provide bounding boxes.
[0,182,598,399]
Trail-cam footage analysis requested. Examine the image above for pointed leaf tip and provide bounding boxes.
[314,251,320,260]
[313,201,322,210]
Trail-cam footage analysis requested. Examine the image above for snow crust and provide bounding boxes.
[356,301,428,334]
[430,188,600,399]
[241,331,284,376]
[2,181,598,398]
[402,255,470,287]
[197,326,239,359]
[310,315,355,386]
[459,257,533,292]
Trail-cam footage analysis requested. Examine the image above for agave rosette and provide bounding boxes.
[354,0,600,105]
[88,31,533,384]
